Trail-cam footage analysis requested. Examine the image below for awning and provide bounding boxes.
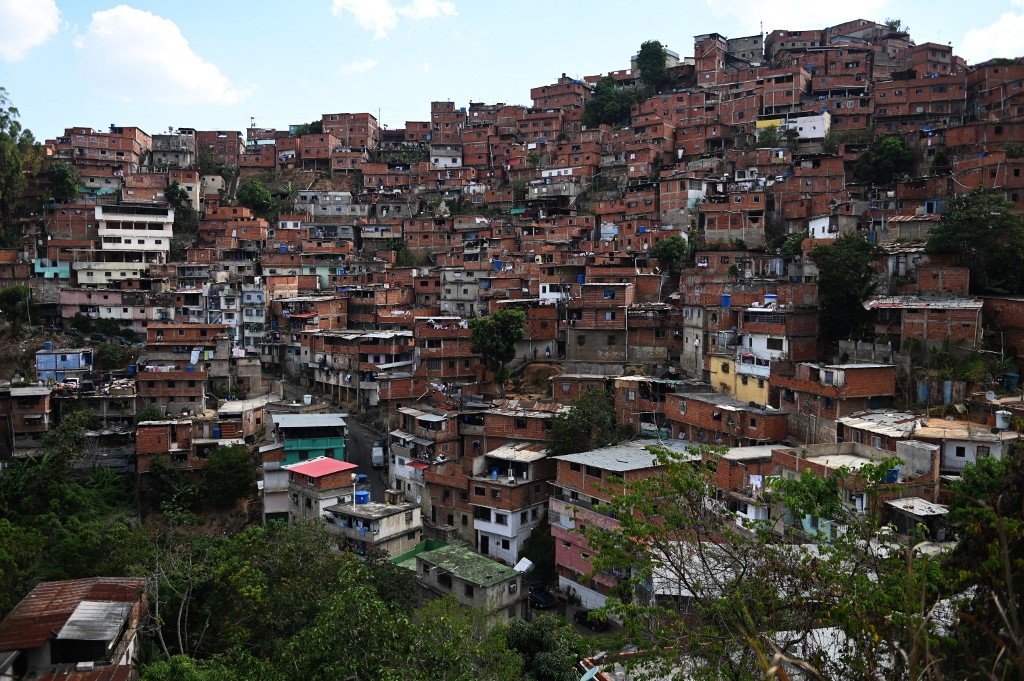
[412,437,434,447]
[407,460,430,470]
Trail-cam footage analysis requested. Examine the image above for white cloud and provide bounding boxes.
[74,5,251,105]
[959,5,1024,64]
[0,0,60,62]
[331,0,456,39]
[701,0,890,35]
[337,57,379,75]
[398,0,456,21]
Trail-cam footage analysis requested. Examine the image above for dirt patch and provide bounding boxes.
[508,363,562,398]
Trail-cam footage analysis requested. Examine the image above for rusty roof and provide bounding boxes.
[0,578,145,652]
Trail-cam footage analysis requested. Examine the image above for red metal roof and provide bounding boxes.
[285,457,357,477]
[407,460,430,470]
[0,577,145,652]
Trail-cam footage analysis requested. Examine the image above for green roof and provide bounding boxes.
[416,543,520,587]
[391,539,448,571]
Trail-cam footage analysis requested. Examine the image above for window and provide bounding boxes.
[569,462,581,472]
[501,539,510,550]
[495,513,508,525]
[766,338,784,351]
[604,311,615,321]
[721,363,729,374]
[491,488,501,500]
[977,445,991,457]
[464,584,475,597]
[438,574,453,589]
[585,466,602,479]
[955,446,966,458]
[603,289,616,299]
[749,418,757,428]
[678,400,686,414]
[474,486,485,496]
[514,417,527,429]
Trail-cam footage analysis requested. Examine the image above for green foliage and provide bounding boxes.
[853,134,915,185]
[46,161,81,203]
[756,125,781,148]
[93,342,131,371]
[583,444,950,679]
[0,87,41,235]
[1006,141,1024,159]
[165,181,199,234]
[527,151,542,169]
[636,40,672,94]
[650,234,689,272]
[42,408,101,460]
[511,179,528,203]
[292,119,324,136]
[926,187,1024,294]
[407,597,523,681]
[134,405,164,425]
[199,444,255,509]
[884,17,908,33]
[505,614,590,681]
[780,229,807,256]
[469,307,526,379]
[582,77,643,128]
[520,516,556,585]
[0,285,37,330]
[144,454,198,514]
[236,177,274,215]
[197,151,236,181]
[549,389,625,456]
[809,234,882,345]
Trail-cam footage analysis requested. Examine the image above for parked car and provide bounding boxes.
[528,583,557,609]
[371,439,386,468]
[573,608,610,632]
[66,328,84,338]
[111,336,131,346]
[89,332,109,343]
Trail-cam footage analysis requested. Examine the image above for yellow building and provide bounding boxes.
[707,356,770,405]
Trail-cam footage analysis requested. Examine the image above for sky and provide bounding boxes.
[1,0,1023,142]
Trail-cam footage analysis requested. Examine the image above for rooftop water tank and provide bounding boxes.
[355,490,370,504]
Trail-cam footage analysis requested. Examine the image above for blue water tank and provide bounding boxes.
[212,427,222,439]
[128,364,137,375]
[355,490,370,504]
[491,468,498,480]
[43,341,53,351]
[493,260,502,271]
[886,468,900,483]
[279,245,287,253]
[721,294,731,308]
[185,365,195,373]
[942,380,953,405]
[577,274,586,284]
[917,380,929,404]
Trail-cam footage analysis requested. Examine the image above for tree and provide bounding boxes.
[942,453,1024,679]
[636,40,671,94]
[134,405,164,426]
[94,342,131,371]
[584,444,950,680]
[236,178,273,215]
[46,161,80,203]
[884,17,909,33]
[0,285,37,331]
[292,119,324,136]
[527,151,542,169]
[519,517,556,585]
[505,614,590,681]
[0,88,40,235]
[853,134,915,185]
[651,234,689,272]
[549,388,625,456]
[582,77,643,128]
[199,444,254,508]
[756,125,782,148]
[469,307,526,389]
[926,187,1024,294]
[165,181,199,234]
[809,234,881,345]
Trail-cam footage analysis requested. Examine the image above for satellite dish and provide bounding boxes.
[985,391,997,401]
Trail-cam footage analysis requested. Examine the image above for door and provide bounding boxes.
[480,534,489,555]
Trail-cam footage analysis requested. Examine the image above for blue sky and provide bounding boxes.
[1,0,1022,141]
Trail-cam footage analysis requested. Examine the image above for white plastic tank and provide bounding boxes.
[995,410,1012,430]
[303,394,313,406]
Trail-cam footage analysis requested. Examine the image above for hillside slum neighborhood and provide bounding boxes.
[3,16,1024,680]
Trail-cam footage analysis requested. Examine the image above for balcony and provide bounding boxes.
[736,362,770,378]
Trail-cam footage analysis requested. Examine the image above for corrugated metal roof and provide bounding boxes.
[57,601,134,642]
[885,497,949,516]
[0,578,144,651]
[272,413,347,429]
[553,439,697,471]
